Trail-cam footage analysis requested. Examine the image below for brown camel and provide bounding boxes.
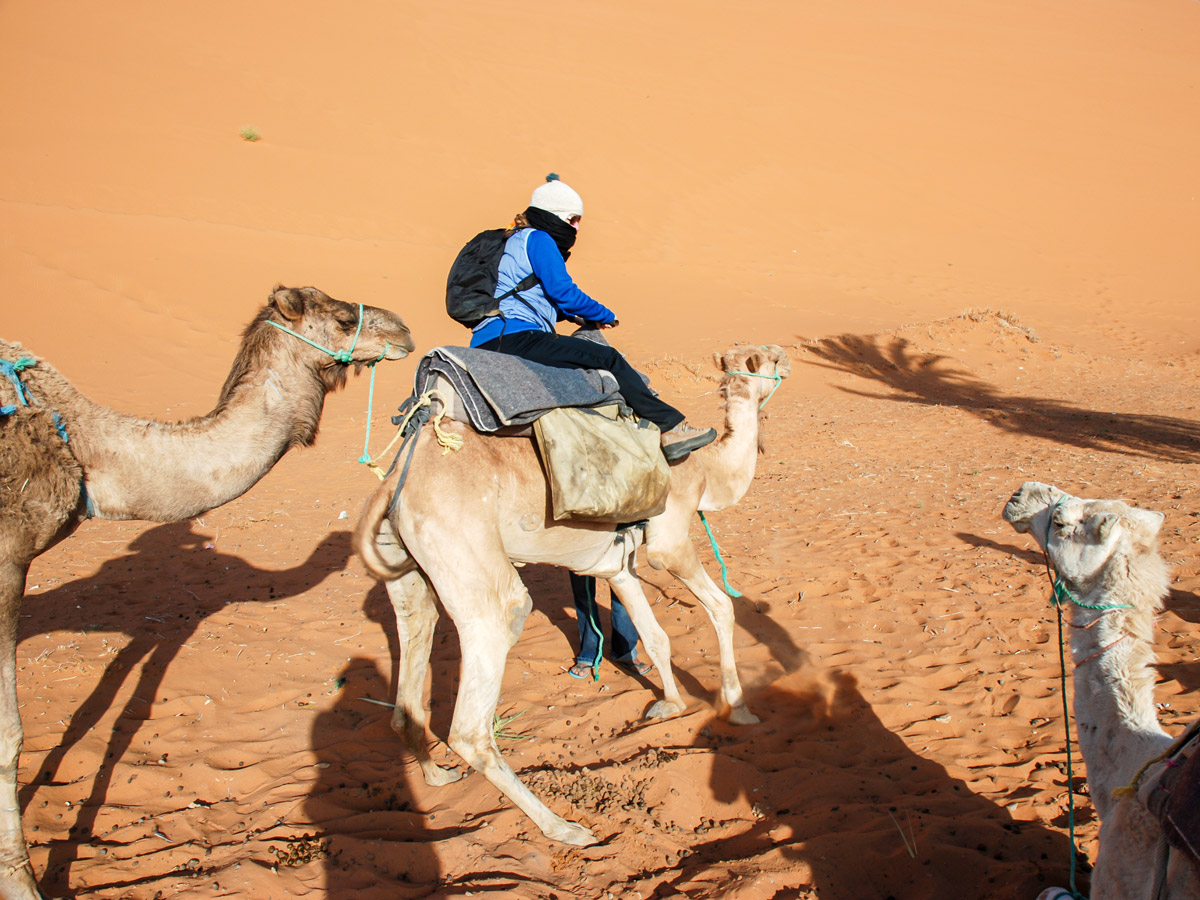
[0,285,413,900]
[1003,481,1200,899]
[353,343,789,846]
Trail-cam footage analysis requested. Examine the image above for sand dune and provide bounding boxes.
[3,2,1199,898]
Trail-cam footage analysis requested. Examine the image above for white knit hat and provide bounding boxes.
[530,173,583,222]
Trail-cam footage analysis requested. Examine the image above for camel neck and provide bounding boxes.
[696,387,763,511]
[1069,599,1171,814]
[64,350,326,522]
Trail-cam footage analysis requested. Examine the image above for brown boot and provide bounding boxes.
[660,421,716,462]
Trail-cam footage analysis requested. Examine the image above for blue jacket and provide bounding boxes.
[470,228,616,347]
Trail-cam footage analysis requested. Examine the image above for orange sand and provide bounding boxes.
[2,2,1198,897]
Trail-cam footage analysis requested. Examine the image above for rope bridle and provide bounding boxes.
[263,303,407,470]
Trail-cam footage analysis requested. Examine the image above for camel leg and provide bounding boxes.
[0,560,45,900]
[384,570,461,787]
[440,570,597,847]
[605,568,686,720]
[659,541,759,725]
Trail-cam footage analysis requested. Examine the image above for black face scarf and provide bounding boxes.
[523,206,577,260]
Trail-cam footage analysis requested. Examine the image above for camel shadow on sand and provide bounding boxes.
[17,522,355,896]
[358,565,1078,899]
[650,669,1080,900]
[802,332,1200,464]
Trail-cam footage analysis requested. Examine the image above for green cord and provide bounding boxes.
[582,577,604,682]
[698,511,742,598]
[1053,601,1087,900]
[358,343,390,464]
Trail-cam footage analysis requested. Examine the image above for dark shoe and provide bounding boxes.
[660,421,717,462]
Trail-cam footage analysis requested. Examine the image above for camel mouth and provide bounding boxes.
[383,343,413,361]
[1002,500,1032,532]
[1002,482,1065,533]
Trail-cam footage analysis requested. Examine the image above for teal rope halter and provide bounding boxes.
[700,358,783,597]
[263,304,391,465]
[265,303,366,363]
[725,368,783,409]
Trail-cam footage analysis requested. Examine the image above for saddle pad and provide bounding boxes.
[411,346,622,432]
[1146,719,1200,871]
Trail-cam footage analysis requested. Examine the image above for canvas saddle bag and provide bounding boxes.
[533,404,670,522]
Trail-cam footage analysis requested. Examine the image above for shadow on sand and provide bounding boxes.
[17,522,351,895]
[803,332,1200,463]
[654,668,1080,900]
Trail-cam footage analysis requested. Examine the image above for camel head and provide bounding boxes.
[1002,480,1166,600]
[714,344,791,453]
[1002,480,1071,542]
[213,286,414,447]
[269,284,415,371]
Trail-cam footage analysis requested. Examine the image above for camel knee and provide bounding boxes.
[505,594,533,646]
[447,731,494,773]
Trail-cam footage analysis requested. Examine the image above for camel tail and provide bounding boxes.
[352,473,416,580]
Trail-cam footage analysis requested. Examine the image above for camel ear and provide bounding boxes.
[271,286,305,322]
[1126,507,1165,540]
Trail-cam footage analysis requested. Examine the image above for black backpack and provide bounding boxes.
[445,228,540,328]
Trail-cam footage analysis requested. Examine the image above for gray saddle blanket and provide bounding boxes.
[411,346,624,433]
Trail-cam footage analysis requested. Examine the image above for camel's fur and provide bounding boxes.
[353,344,789,846]
[0,285,413,900]
[1003,481,1200,899]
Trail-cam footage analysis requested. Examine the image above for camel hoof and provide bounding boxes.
[646,699,684,720]
[728,705,761,726]
[421,763,463,787]
[545,819,598,847]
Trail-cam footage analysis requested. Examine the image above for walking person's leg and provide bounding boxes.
[609,595,651,675]
[570,572,603,678]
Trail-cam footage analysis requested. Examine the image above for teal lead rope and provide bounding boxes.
[1042,497,1132,900]
[699,511,742,598]
[581,577,605,682]
[357,345,390,464]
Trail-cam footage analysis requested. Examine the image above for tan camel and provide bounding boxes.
[353,344,789,846]
[0,285,413,900]
[1002,481,1200,899]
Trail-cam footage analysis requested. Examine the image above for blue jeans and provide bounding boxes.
[571,572,640,666]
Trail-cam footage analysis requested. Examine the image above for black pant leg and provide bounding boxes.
[479,331,685,431]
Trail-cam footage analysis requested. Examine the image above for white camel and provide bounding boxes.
[353,344,789,846]
[0,285,413,900]
[1003,481,1200,899]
